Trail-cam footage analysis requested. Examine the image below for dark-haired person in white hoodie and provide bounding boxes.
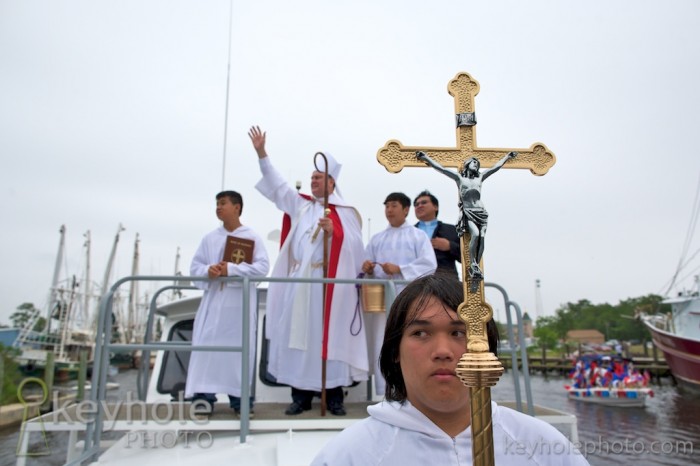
[312,273,589,465]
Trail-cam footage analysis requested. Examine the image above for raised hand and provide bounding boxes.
[248,125,267,158]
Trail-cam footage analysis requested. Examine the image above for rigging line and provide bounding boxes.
[674,263,700,290]
[220,0,234,191]
[664,169,700,296]
[659,246,700,294]
[681,173,700,258]
[680,246,700,271]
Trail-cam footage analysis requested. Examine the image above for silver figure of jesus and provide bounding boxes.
[416,150,517,280]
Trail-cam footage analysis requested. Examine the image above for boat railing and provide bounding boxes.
[644,312,672,332]
[74,274,401,466]
[135,283,199,401]
[485,282,535,416]
[44,273,537,466]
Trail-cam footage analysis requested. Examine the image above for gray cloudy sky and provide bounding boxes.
[2,0,700,327]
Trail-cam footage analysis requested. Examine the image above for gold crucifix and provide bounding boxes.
[377,71,555,466]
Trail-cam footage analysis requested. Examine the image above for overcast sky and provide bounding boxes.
[2,0,700,328]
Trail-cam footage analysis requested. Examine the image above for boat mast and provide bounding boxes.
[171,246,182,301]
[126,233,140,344]
[83,230,92,327]
[56,275,79,362]
[98,223,125,341]
[101,223,125,297]
[46,225,67,332]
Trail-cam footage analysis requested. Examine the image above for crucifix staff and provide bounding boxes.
[314,151,331,417]
[377,71,556,466]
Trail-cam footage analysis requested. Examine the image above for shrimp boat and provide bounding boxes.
[12,226,101,381]
[16,275,580,466]
[640,289,700,389]
[12,225,153,380]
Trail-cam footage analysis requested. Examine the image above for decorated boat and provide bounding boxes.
[565,385,654,407]
[565,354,654,407]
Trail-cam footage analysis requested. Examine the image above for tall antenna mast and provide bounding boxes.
[220,0,234,190]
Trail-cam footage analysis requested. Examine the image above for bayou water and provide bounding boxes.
[1,370,698,465]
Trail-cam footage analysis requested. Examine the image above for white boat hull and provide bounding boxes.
[566,387,653,407]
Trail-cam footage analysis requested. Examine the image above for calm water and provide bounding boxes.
[2,371,699,465]
[492,372,700,466]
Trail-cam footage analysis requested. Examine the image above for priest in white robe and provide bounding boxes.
[185,190,270,414]
[248,126,368,416]
[362,192,437,395]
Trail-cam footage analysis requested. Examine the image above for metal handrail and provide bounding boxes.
[136,284,198,400]
[485,282,534,416]
[79,274,404,464]
[74,274,529,465]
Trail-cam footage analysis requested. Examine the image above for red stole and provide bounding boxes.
[280,194,344,360]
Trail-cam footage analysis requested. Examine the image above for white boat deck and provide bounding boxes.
[15,277,580,465]
[17,399,578,465]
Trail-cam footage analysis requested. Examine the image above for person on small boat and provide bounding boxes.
[185,190,270,415]
[568,355,650,389]
[312,273,589,465]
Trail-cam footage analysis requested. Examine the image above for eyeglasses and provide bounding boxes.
[414,200,430,207]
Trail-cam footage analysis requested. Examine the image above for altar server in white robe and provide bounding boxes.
[361,192,436,395]
[185,190,270,414]
[248,125,368,416]
[312,274,589,466]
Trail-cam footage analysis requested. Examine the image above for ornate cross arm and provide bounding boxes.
[377,71,555,176]
[377,140,555,175]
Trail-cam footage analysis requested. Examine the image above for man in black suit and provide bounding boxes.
[413,191,461,277]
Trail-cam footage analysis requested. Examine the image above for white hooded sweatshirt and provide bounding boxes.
[312,400,589,465]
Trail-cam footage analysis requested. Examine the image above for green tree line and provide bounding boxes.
[532,294,670,349]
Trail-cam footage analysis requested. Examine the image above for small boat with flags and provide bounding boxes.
[565,385,654,407]
[565,354,654,407]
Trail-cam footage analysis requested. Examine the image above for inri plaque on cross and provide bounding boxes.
[377,71,556,466]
